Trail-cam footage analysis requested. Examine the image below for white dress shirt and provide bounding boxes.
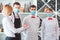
[23,15,40,40]
[2,13,24,37]
[41,17,59,40]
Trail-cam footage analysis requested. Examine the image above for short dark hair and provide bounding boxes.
[30,5,36,8]
[13,2,20,6]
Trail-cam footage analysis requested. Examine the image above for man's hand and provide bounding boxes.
[23,24,28,29]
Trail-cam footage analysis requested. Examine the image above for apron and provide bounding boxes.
[13,12,21,40]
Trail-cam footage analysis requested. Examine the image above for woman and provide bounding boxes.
[41,8,59,40]
[2,4,28,40]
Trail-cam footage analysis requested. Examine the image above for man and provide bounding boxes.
[23,5,41,40]
[10,2,25,40]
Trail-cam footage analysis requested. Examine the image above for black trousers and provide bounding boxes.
[38,36,41,40]
[6,34,21,40]
[15,33,21,40]
[59,36,60,40]
[5,37,15,40]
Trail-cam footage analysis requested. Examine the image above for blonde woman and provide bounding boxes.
[2,4,28,40]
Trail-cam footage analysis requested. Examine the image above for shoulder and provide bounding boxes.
[18,12,22,14]
[53,18,58,21]
[2,17,11,23]
[2,17,7,24]
[43,17,47,21]
[2,17,8,21]
[53,18,57,20]
[42,17,48,23]
[23,15,30,20]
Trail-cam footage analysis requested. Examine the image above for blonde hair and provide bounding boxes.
[3,4,13,13]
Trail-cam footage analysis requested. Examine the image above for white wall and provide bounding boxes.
[0,0,36,7]
[0,0,14,5]
[15,0,35,7]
